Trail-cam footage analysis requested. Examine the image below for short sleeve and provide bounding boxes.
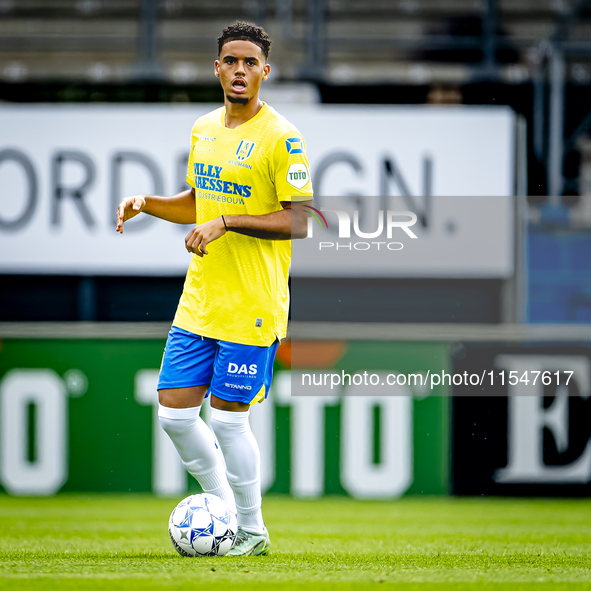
[271,131,314,202]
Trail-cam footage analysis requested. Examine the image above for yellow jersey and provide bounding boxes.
[172,102,313,346]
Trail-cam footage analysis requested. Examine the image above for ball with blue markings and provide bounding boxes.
[168,493,237,557]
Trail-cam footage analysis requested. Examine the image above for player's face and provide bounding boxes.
[215,40,270,104]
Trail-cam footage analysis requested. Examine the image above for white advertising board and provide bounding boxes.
[0,104,515,277]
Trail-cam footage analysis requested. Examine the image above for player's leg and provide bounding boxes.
[208,339,279,556]
[157,327,236,512]
[209,396,263,533]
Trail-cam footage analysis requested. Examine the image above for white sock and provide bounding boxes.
[158,404,236,513]
[210,407,265,535]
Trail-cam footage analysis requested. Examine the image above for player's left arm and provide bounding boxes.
[184,200,311,257]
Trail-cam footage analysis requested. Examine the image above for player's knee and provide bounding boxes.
[210,415,230,438]
[158,405,200,437]
[158,415,191,437]
[210,410,248,443]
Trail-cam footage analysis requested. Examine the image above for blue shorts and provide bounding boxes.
[157,326,279,405]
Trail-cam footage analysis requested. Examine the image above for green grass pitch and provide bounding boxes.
[1,494,590,590]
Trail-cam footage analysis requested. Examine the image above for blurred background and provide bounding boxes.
[1,0,591,499]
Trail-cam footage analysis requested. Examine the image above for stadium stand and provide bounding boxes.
[0,0,590,85]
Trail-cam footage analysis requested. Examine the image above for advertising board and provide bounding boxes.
[0,336,449,497]
[452,344,591,495]
[0,105,514,277]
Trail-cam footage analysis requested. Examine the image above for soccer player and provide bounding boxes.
[115,22,313,556]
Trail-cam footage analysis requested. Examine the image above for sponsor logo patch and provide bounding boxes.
[286,163,310,189]
[285,137,304,154]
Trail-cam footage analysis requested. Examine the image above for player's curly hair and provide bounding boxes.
[217,22,271,60]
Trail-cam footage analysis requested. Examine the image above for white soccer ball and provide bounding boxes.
[168,493,237,557]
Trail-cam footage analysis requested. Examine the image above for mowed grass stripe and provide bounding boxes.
[1,494,590,588]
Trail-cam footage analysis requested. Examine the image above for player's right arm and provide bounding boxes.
[116,188,196,234]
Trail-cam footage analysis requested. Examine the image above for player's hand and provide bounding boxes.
[116,195,147,234]
[185,217,226,257]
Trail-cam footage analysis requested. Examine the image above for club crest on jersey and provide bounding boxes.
[236,140,255,161]
[285,137,303,154]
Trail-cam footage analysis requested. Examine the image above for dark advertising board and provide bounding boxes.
[452,344,591,496]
